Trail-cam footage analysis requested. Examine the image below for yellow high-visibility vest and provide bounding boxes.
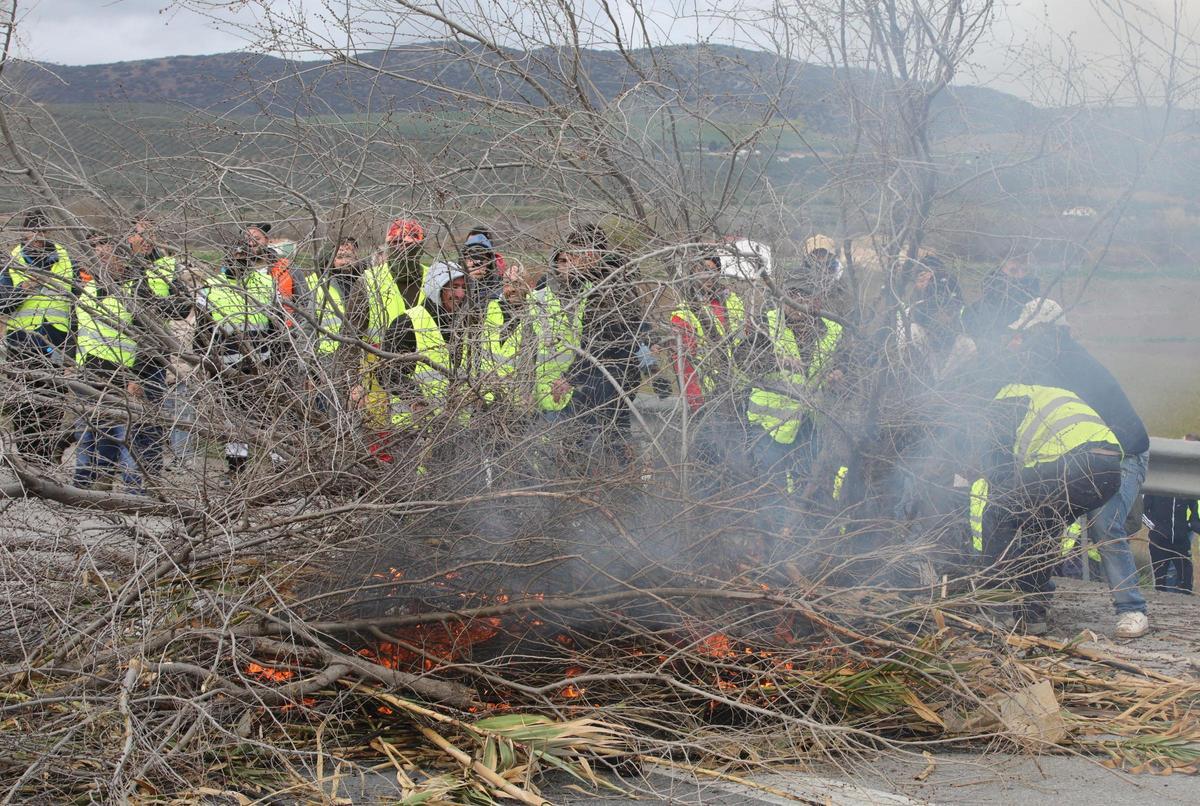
[362,260,425,343]
[389,303,452,430]
[197,270,274,334]
[303,274,346,355]
[75,282,137,367]
[7,243,74,333]
[746,309,842,445]
[145,254,176,298]
[970,476,1099,560]
[668,291,746,396]
[994,384,1121,468]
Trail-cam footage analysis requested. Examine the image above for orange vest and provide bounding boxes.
[269,257,296,326]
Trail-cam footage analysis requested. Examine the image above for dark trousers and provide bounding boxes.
[982,448,1123,614]
[134,364,169,475]
[5,329,68,463]
[1149,530,1194,594]
[74,422,144,494]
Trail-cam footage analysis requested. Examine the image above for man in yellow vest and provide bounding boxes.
[2,210,76,462]
[349,218,431,430]
[667,248,747,414]
[373,261,457,446]
[976,307,1125,634]
[743,279,844,489]
[550,225,648,472]
[125,216,193,471]
[480,257,575,416]
[193,244,279,477]
[71,232,158,494]
[375,217,430,323]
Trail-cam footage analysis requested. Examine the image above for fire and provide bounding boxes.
[365,616,505,670]
[245,662,296,683]
[696,632,737,659]
[561,666,586,699]
[370,566,405,582]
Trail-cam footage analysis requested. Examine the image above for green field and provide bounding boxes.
[1069,270,1200,437]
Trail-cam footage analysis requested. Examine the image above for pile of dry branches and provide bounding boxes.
[1,441,1197,803]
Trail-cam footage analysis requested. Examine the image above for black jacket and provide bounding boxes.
[1144,494,1200,546]
[565,254,646,426]
[1018,329,1149,456]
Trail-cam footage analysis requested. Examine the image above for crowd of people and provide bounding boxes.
[3,208,1196,639]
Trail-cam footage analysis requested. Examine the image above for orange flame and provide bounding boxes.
[696,632,737,659]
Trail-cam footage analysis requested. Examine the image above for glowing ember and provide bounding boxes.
[696,632,737,659]
[365,616,505,670]
[370,566,405,582]
[245,662,296,683]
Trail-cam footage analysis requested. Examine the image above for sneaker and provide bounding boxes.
[1115,611,1150,639]
[1020,618,1049,637]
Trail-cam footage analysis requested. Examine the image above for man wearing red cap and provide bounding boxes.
[352,217,431,431]
[360,217,428,339]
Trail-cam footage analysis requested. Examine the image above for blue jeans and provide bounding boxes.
[1089,450,1149,614]
[164,380,195,463]
[74,423,144,495]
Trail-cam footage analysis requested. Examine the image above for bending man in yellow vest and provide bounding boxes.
[1,210,75,462]
[976,312,1124,634]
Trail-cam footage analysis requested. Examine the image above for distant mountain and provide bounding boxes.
[8,42,1037,137]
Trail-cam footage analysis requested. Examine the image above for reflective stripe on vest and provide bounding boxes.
[747,310,842,444]
[75,283,137,367]
[1058,520,1100,561]
[146,255,176,298]
[198,271,274,334]
[7,244,74,332]
[305,274,345,354]
[969,477,988,552]
[994,384,1121,468]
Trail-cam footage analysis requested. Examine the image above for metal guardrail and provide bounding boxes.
[1145,437,1200,498]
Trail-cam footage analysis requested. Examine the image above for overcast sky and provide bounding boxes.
[12,0,1199,102]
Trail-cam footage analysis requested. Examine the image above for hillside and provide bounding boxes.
[9,42,1036,138]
